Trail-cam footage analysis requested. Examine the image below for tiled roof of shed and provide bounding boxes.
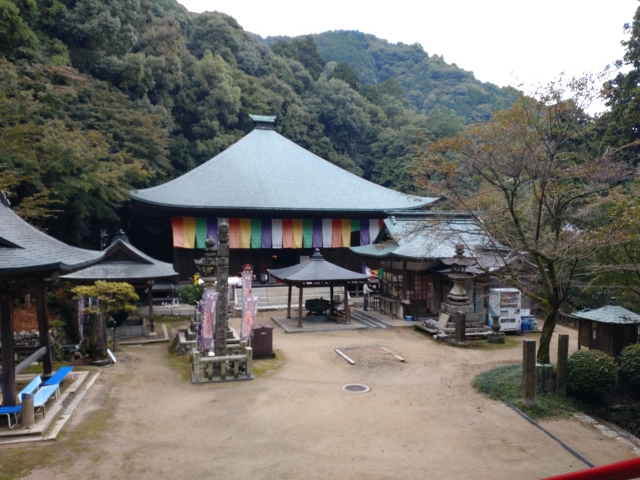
[61,236,177,283]
[574,298,640,324]
[268,249,369,283]
[0,202,103,275]
[130,129,437,214]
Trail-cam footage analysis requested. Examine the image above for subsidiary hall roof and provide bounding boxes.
[268,249,370,285]
[130,126,438,216]
[0,201,103,276]
[61,232,177,283]
[350,211,502,262]
[574,298,640,324]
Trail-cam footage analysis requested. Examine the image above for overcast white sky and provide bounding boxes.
[178,0,638,111]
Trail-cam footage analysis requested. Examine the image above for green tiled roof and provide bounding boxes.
[574,299,640,324]
[130,129,437,215]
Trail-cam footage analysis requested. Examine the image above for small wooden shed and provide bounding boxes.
[574,297,640,358]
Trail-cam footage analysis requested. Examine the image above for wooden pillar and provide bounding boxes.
[147,280,155,335]
[34,285,53,378]
[556,334,569,398]
[343,284,349,324]
[287,284,292,319]
[330,285,334,316]
[523,339,536,407]
[1,294,16,407]
[454,311,466,345]
[297,285,303,327]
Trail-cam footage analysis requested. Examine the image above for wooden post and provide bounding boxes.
[523,339,536,407]
[330,285,334,316]
[34,284,53,378]
[147,280,155,336]
[1,295,16,406]
[454,311,466,345]
[343,284,349,324]
[297,285,304,327]
[556,334,569,397]
[287,284,292,319]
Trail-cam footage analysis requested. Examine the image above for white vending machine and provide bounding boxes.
[488,288,522,332]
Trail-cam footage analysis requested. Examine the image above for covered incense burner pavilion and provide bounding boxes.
[0,199,102,407]
[268,249,369,327]
[129,115,438,280]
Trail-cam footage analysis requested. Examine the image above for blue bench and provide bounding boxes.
[0,406,22,430]
[18,375,42,402]
[32,385,58,418]
[43,366,74,398]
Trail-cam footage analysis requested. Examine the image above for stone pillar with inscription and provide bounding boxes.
[215,219,229,358]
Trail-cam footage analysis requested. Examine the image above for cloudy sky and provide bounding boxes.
[178,0,638,109]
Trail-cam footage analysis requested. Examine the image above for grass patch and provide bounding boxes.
[154,315,192,325]
[20,361,68,375]
[467,336,520,350]
[473,363,574,419]
[252,350,284,378]
[167,344,192,382]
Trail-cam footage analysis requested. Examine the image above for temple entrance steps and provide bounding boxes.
[234,285,335,311]
[350,310,388,329]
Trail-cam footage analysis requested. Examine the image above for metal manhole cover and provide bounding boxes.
[343,384,370,394]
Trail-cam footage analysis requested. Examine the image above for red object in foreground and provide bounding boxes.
[543,457,640,480]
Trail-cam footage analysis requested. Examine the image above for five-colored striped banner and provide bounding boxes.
[171,217,384,249]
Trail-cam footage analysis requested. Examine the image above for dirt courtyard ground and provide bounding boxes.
[2,313,639,480]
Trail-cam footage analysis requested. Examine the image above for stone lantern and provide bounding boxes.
[194,237,218,290]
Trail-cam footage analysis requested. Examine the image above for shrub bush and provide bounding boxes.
[178,284,205,305]
[620,343,640,392]
[567,349,617,401]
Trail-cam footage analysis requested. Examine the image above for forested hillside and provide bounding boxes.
[0,0,516,248]
[261,30,518,123]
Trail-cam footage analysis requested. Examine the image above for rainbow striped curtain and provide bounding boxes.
[171,217,386,249]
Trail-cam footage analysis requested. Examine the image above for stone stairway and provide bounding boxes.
[350,310,389,329]
[234,285,339,311]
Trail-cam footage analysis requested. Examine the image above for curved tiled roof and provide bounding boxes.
[574,299,640,324]
[0,202,103,275]
[268,249,369,284]
[61,239,177,283]
[130,129,437,214]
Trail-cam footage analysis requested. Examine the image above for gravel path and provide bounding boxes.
[12,314,639,480]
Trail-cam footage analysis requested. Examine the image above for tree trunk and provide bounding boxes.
[537,311,557,364]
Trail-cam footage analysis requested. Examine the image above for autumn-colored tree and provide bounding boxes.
[418,76,636,363]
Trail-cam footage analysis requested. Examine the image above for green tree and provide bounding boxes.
[272,35,326,80]
[599,4,640,165]
[328,61,359,89]
[418,76,635,363]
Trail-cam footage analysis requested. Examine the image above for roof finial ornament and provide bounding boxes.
[249,113,276,130]
[311,248,323,260]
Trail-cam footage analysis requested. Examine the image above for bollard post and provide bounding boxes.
[21,392,34,428]
[523,339,536,407]
[556,334,569,397]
